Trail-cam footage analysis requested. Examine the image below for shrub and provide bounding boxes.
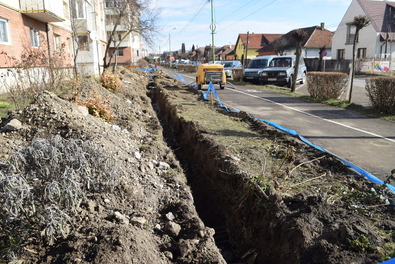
[307,72,348,100]
[77,96,115,122]
[100,70,123,91]
[366,77,395,114]
[232,69,244,81]
[0,136,119,261]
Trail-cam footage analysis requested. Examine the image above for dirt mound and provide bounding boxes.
[0,69,225,264]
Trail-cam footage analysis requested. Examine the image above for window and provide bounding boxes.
[346,24,356,44]
[357,48,366,58]
[337,49,345,60]
[73,0,85,19]
[54,34,61,51]
[67,37,72,53]
[77,35,89,51]
[30,28,40,47]
[112,49,124,56]
[0,18,10,44]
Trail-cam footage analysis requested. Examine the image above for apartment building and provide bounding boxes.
[104,0,144,66]
[71,0,107,75]
[0,0,74,92]
[0,0,144,93]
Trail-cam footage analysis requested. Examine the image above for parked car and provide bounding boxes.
[196,63,226,90]
[259,55,307,88]
[242,55,276,83]
[222,60,243,78]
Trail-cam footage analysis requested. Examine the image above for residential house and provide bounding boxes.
[332,0,395,61]
[0,0,74,92]
[105,0,145,67]
[216,44,235,61]
[71,0,107,76]
[265,23,333,59]
[234,33,283,66]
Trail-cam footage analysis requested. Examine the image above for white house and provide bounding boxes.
[332,0,395,61]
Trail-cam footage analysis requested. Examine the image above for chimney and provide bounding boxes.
[320,22,325,30]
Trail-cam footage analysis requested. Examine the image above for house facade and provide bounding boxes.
[265,23,333,59]
[332,0,395,61]
[235,33,283,66]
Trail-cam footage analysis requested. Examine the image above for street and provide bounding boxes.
[162,68,395,182]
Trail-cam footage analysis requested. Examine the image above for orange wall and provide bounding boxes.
[0,6,74,68]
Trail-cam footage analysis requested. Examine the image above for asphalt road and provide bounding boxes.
[162,68,395,182]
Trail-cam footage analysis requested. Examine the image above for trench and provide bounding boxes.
[148,81,312,264]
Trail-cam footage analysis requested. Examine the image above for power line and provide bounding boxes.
[217,0,257,23]
[174,0,209,36]
[217,0,277,33]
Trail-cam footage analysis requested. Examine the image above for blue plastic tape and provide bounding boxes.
[169,75,395,194]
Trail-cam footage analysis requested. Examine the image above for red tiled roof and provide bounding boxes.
[259,25,333,52]
[238,33,283,49]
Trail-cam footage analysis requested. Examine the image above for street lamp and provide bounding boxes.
[169,27,176,67]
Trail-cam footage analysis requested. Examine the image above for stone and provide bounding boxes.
[3,118,22,131]
[164,221,181,237]
[114,211,129,225]
[158,161,170,170]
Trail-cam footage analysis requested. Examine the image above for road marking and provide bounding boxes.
[227,88,395,144]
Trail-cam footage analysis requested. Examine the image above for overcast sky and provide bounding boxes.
[148,0,353,54]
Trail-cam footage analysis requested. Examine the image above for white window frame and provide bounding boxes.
[30,28,40,48]
[54,34,61,51]
[0,18,10,44]
[346,23,356,44]
[74,0,85,19]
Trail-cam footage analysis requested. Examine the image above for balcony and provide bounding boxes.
[106,24,128,32]
[20,0,65,22]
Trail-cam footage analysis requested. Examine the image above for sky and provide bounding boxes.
[148,0,353,54]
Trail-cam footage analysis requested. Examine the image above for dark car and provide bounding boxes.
[242,55,275,83]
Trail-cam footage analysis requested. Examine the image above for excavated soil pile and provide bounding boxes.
[0,68,394,264]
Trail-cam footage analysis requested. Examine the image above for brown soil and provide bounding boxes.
[0,68,394,264]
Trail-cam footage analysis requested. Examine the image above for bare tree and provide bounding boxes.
[103,0,160,71]
[347,15,370,103]
[291,29,308,92]
[272,37,288,56]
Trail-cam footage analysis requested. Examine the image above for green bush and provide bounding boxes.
[366,77,395,114]
[307,72,348,100]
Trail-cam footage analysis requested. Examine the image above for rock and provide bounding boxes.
[165,212,175,221]
[131,216,147,226]
[114,211,129,225]
[164,221,181,237]
[132,151,141,160]
[3,118,22,131]
[77,105,89,116]
[163,251,173,260]
[158,161,170,170]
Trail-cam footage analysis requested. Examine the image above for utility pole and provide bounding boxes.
[210,0,216,63]
[244,31,249,67]
[169,27,176,67]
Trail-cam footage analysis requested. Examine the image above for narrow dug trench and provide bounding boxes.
[149,76,395,264]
